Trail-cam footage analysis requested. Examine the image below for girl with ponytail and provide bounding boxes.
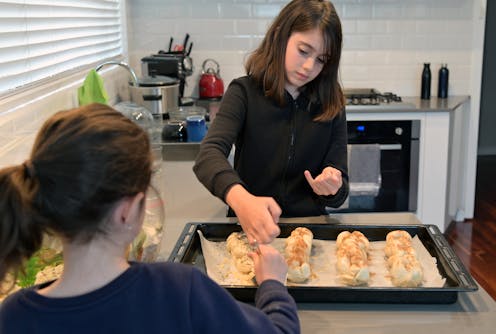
[0,103,299,333]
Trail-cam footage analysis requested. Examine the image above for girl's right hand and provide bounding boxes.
[226,184,281,245]
[249,244,288,285]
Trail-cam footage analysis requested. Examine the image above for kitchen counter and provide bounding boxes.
[156,157,496,334]
[345,95,469,113]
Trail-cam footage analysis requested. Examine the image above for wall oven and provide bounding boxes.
[329,119,420,213]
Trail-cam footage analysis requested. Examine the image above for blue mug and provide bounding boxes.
[186,115,207,142]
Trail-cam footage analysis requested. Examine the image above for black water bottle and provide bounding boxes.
[421,63,431,100]
[438,63,449,98]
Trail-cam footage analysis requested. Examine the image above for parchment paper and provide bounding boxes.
[198,231,446,288]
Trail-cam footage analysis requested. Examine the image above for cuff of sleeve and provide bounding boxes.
[318,178,349,208]
[212,170,245,202]
[255,280,288,303]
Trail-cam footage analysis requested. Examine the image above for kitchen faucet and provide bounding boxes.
[95,60,139,87]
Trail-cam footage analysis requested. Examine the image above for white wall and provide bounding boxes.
[126,0,476,98]
[0,69,130,169]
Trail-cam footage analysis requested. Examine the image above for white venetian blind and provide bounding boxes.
[0,0,123,95]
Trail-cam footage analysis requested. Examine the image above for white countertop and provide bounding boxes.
[156,157,496,334]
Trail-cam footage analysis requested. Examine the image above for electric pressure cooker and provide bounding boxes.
[129,75,180,119]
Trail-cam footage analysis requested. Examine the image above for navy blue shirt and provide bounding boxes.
[0,262,299,334]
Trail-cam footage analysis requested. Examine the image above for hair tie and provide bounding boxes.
[23,160,36,178]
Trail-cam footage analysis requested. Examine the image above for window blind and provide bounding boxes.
[0,0,123,95]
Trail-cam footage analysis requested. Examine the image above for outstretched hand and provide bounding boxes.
[226,184,281,245]
[304,166,342,196]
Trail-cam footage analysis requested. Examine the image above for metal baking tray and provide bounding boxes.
[168,222,478,304]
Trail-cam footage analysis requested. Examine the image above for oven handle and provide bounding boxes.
[379,144,402,150]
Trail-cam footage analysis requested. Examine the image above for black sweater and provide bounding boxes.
[193,76,349,217]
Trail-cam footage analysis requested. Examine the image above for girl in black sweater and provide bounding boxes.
[194,0,349,245]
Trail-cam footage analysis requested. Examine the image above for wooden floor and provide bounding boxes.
[445,155,496,300]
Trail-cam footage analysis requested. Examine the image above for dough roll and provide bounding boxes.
[335,231,370,286]
[285,227,313,283]
[226,232,254,278]
[384,230,423,287]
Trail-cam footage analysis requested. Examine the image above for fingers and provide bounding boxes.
[249,244,288,285]
[304,170,314,185]
[304,167,343,196]
[243,198,281,245]
[247,220,280,245]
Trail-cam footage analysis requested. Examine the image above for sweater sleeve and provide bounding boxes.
[317,108,350,208]
[189,268,300,334]
[255,280,301,334]
[193,79,248,202]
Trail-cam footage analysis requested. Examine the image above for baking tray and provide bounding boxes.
[168,222,478,304]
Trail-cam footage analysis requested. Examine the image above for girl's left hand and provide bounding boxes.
[304,166,342,196]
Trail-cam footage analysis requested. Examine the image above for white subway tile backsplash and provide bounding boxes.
[219,3,251,18]
[401,35,431,50]
[221,35,252,50]
[235,19,271,35]
[252,4,283,18]
[342,4,374,19]
[191,4,219,18]
[355,51,391,65]
[373,3,403,19]
[340,51,356,65]
[356,20,388,34]
[341,20,357,34]
[178,19,236,34]
[387,51,416,65]
[401,3,429,19]
[427,2,473,20]
[0,0,481,161]
[125,0,476,98]
[371,35,402,49]
[343,35,372,50]
[386,20,416,34]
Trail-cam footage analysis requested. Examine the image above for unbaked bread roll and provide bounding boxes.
[285,227,313,283]
[384,230,423,287]
[336,231,370,286]
[226,232,254,277]
[384,230,414,258]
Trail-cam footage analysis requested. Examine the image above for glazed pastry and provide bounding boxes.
[384,230,423,287]
[335,231,370,286]
[285,227,313,283]
[226,232,254,277]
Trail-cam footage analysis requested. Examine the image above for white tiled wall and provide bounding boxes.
[127,0,476,97]
[0,70,130,167]
[0,0,482,167]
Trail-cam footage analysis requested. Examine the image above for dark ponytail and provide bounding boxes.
[0,165,44,283]
[0,103,152,283]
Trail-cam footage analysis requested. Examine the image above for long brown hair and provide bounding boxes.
[0,103,152,282]
[245,0,344,121]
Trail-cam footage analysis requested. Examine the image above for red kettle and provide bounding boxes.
[199,59,224,99]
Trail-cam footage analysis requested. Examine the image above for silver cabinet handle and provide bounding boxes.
[379,144,402,150]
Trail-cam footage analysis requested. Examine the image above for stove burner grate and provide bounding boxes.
[344,88,402,105]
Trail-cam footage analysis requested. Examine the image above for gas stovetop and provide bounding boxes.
[344,88,402,106]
